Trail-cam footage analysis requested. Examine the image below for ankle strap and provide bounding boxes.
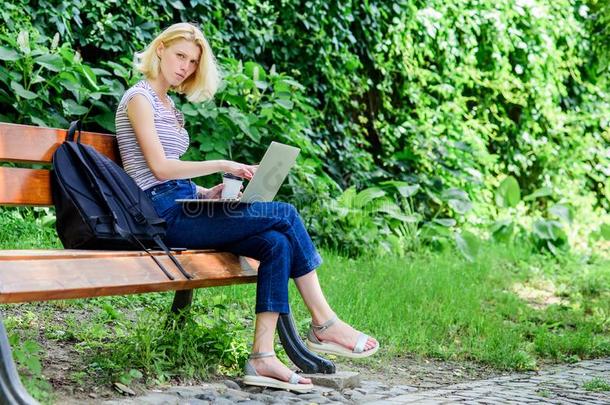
[311,314,338,332]
[249,351,276,359]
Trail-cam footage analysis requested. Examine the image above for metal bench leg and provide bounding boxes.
[170,289,194,314]
[0,314,38,405]
[277,308,335,374]
[169,290,194,328]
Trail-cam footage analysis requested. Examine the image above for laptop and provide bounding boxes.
[176,141,300,204]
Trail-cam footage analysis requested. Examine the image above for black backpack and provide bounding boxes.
[51,120,192,280]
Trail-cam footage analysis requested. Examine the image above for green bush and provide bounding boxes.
[1,0,608,257]
[0,10,122,130]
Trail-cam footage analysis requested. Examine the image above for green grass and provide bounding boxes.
[0,207,61,249]
[1,207,609,401]
[51,241,606,379]
[583,377,610,392]
[295,246,609,370]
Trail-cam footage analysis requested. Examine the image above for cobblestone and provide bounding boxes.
[103,357,609,404]
[384,357,610,404]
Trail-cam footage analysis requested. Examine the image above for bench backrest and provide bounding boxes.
[0,123,120,206]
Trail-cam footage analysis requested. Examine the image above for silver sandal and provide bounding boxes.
[243,351,313,393]
[306,315,379,358]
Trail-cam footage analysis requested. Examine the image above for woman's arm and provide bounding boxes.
[126,94,256,180]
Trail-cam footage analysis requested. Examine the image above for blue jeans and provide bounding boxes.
[145,179,323,314]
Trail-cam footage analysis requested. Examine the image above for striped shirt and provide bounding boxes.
[115,80,190,191]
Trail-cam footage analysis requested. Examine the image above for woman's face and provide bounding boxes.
[157,38,201,86]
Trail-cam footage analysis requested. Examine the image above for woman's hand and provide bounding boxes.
[197,184,223,199]
[224,161,258,180]
[196,184,243,199]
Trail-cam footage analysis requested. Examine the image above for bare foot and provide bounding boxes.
[313,317,378,353]
[249,356,312,385]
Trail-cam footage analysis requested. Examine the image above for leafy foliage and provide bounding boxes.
[83,301,252,381]
[1,0,609,257]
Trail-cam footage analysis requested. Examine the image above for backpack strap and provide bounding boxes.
[66,120,83,142]
[80,145,149,224]
[153,235,194,280]
[129,233,176,280]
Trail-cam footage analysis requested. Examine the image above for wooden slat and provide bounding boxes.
[0,250,259,303]
[0,249,216,260]
[0,123,119,164]
[0,167,52,206]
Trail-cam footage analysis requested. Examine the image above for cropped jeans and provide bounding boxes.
[144,179,323,314]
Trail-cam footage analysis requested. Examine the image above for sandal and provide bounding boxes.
[306,315,379,359]
[243,351,314,393]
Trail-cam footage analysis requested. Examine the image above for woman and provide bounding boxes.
[115,22,378,392]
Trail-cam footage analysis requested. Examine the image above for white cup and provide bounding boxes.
[221,173,243,199]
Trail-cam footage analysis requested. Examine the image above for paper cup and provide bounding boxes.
[221,173,243,199]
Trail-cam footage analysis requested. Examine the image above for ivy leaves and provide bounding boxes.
[0,16,124,130]
[1,0,608,259]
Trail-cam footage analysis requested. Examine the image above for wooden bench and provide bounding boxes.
[0,123,334,404]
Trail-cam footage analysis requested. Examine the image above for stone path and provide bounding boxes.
[370,358,610,404]
[103,358,609,404]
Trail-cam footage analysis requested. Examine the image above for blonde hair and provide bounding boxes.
[135,22,220,102]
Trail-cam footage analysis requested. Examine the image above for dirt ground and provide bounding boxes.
[336,355,506,389]
[4,304,506,403]
[41,339,506,403]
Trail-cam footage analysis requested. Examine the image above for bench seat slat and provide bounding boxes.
[0,251,259,303]
[0,249,216,260]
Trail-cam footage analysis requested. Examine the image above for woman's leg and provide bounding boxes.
[164,201,373,370]
[166,202,322,277]
[227,225,376,357]
[222,230,310,384]
[168,212,314,383]
[227,230,293,314]
[249,312,312,384]
[294,271,378,352]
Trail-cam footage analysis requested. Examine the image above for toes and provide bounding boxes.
[365,337,378,350]
[300,377,312,384]
[255,358,298,383]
